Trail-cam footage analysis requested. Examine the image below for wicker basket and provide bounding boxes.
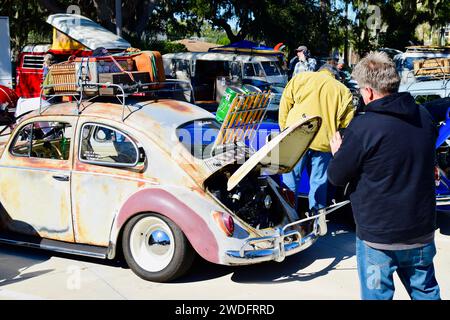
[49,62,77,93]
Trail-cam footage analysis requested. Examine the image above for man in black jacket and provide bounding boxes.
[327,52,440,300]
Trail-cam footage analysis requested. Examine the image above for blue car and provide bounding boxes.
[427,98,450,212]
[250,98,450,213]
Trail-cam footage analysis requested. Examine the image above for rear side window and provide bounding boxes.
[79,123,139,167]
[176,119,221,159]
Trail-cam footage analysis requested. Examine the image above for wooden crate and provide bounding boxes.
[414,58,450,76]
[49,62,77,93]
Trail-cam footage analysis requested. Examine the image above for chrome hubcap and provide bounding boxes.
[130,216,175,272]
[148,230,171,255]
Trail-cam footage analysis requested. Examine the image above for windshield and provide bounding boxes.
[176,119,221,159]
[261,61,281,76]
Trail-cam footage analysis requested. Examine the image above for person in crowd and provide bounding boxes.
[292,45,317,76]
[279,63,354,211]
[42,53,56,80]
[288,45,316,78]
[327,51,441,300]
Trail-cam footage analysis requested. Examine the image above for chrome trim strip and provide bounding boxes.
[0,237,107,259]
[0,165,69,174]
[436,195,450,206]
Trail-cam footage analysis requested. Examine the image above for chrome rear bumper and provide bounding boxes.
[225,201,350,265]
[436,195,450,206]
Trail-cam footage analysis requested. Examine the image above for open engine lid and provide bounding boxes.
[227,116,321,191]
[47,14,131,50]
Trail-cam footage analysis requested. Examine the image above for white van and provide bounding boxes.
[162,51,287,111]
[0,16,13,88]
[394,46,450,84]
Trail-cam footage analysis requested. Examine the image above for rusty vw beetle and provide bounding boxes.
[0,97,346,282]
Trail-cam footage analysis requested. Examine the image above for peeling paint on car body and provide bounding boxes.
[0,97,322,272]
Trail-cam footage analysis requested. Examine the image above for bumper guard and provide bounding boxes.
[225,200,350,264]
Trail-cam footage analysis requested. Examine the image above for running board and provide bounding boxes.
[0,232,108,259]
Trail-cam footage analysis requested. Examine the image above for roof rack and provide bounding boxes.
[405,46,450,53]
[39,79,195,121]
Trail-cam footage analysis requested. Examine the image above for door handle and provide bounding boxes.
[53,174,70,182]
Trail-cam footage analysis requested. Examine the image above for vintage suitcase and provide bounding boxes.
[133,51,166,82]
[75,56,136,95]
[98,71,151,95]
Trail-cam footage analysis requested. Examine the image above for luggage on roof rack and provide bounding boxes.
[44,51,166,96]
[47,61,77,93]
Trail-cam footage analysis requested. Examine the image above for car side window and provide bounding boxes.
[244,63,255,77]
[10,121,72,160]
[79,123,139,166]
[253,63,265,77]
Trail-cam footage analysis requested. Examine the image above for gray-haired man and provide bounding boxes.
[327,52,440,300]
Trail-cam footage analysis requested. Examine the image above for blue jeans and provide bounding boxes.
[282,149,332,211]
[356,237,441,300]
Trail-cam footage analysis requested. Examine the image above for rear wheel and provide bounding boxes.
[122,213,195,282]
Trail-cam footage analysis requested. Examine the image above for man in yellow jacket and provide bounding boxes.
[279,64,355,211]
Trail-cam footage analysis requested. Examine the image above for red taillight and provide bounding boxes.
[435,166,441,186]
[212,211,234,237]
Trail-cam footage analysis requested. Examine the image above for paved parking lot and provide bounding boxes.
[0,213,449,300]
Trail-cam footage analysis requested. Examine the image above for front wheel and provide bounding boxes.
[122,213,195,282]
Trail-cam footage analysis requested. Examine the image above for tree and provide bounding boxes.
[180,0,334,57]
[37,0,159,40]
[179,0,260,43]
[349,0,450,54]
[0,0,52,56]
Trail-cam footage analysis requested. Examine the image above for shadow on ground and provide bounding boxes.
[229,221,356,284]
[437,211,450,236]
[176,217,356,284]
[0,244,52,287]
[0,243,129,287]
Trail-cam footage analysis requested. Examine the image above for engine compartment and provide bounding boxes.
[205,165,286,230]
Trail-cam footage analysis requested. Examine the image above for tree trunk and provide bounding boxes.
[344,1,349,65]
[319,0,330,56]
[212,18,242,43]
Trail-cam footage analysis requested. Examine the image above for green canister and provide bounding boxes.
[215,86,245,123]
